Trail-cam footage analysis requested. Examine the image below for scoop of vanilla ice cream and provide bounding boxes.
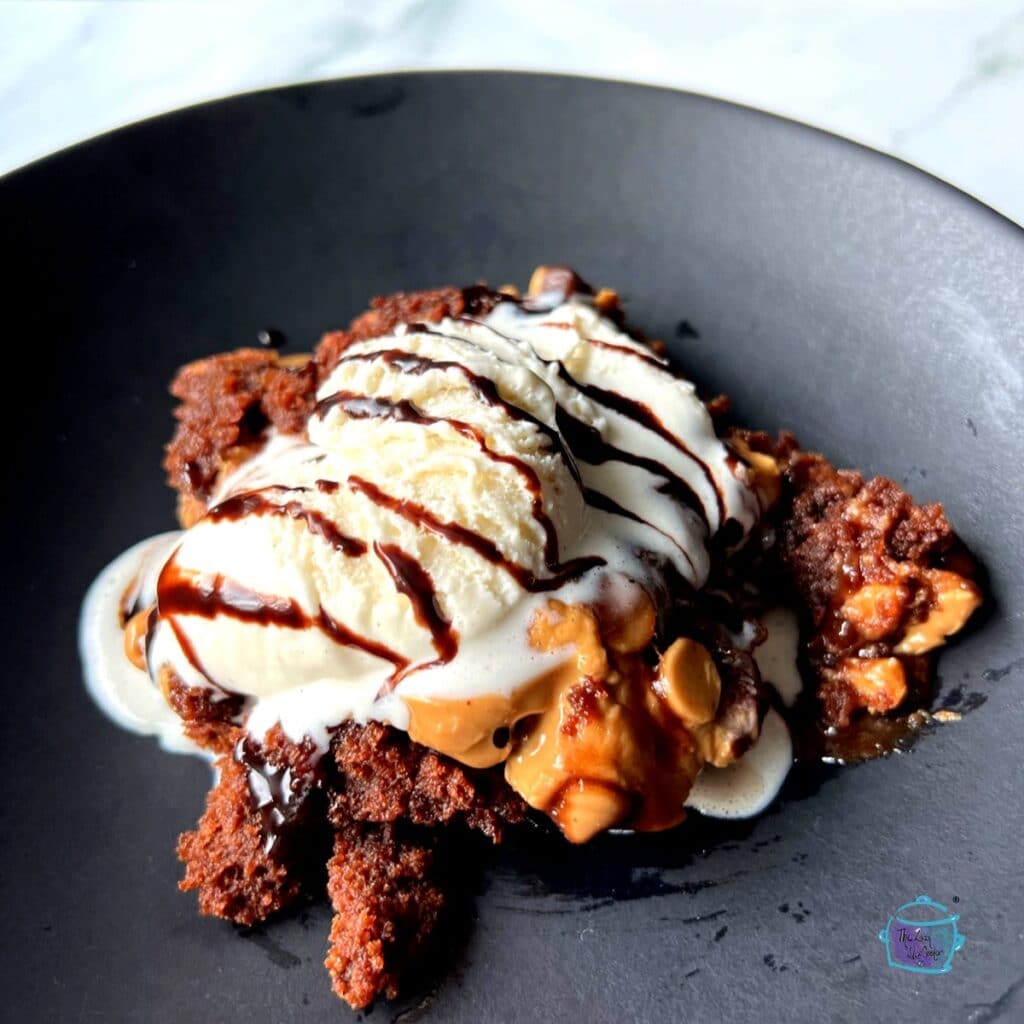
[314,327,589,574]
[152,323,590,704]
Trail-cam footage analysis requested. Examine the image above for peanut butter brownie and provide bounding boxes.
[81,266,981,1009]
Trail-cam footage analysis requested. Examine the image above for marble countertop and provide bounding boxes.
[2,0,1022,225]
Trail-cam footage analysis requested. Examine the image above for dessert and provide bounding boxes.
[79,266,981,1008]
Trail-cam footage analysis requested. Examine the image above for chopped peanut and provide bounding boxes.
[594,288,620,316]
[842,657,907,714]
[730,437,782,509]
[527,265,555,296]
[598,587,657,655]
[841,582,910,641]
[696,721,758,769]
[657,638,722,728]
[276,352,313,369]
[551,780,631,844]
[895,570,982,655]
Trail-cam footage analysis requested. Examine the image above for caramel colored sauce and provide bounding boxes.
[794,708,934,764]
[407,597,707,843]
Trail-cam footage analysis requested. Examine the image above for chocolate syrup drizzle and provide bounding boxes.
[373,541,458,668]
[555,364,726,527]
[453,315,714,526]
[583,487,697,577]
[206,487,367,557]
[350,326,721,533]
[333,346,578,484]
[157,557,409,677]
[234,735,325,857]
[586,336,669,369]
[554,406,708,527]
[164,615,218,685]
[348,476,601,592]
[315,390,569,574]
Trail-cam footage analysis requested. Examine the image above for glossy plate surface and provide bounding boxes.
[2,72,1022,1023]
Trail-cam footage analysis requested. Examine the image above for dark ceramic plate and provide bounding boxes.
[2,72,1022,1024]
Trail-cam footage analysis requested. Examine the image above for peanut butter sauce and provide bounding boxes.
[407,595,716,843]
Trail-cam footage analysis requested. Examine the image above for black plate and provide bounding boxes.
[3,72,1022,1023]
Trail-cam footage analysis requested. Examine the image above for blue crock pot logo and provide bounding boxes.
[879,895,966,973]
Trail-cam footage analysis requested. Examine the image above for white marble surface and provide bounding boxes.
[2,0,1022,224]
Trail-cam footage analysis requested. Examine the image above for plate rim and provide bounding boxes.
[3,68,1022,243]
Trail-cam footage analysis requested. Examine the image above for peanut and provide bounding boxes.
[276,351,313,369]
[594,288,620,315]
[657,638,722,727]
[843,657,907,713]
[841,581,910,641]
[552,779,631,844]
[895,570,982,655]
[600,589,657,654]
[730,437,781,509]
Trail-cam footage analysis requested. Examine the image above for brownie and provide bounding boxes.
[162,278,978,1009]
